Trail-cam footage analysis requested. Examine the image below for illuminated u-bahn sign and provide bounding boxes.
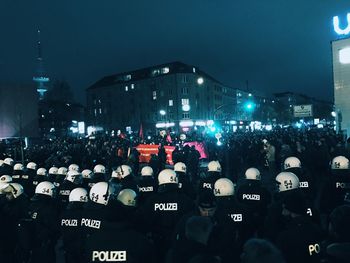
[333,13,350,36]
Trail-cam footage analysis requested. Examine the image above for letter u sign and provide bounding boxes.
[333,13,350,35]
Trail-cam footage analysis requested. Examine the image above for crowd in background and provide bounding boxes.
[0,127,350,262]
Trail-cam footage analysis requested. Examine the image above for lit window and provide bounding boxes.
[193,67,196,73]
[94,109,97,116]
[99,108,102,114]
[125,86,128,91]
[152,69,160,76]
[124,74,131,81]
[131,84,135,89]
[237,93,242,97]
[162,67,169,74]
[169,100,173,106]
[153,91,157,100]
[98,99,101,104]
[339,47,350,64]
[182,112,190,119]
[182,98,189,105]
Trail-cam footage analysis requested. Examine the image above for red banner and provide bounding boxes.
[135,144,175,165]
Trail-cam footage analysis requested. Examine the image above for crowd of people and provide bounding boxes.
[1,127,350,263]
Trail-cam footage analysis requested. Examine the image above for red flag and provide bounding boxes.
[166,131,172,144]
[139,123,144,140]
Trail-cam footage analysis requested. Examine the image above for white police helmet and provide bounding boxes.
[117,189,137,207]
[48,167,58,175]
[1,183,24,198]
[35,181,55,197]
[82,169,93,179]
[69,187,88,202]
[4,158,14,167]
[331,156,350,170]
[245,168,261,180]
[158,169,178,185]
[214,178,235,196]
[58,167,68,176]
[115,165,132,178]
[26,162,37,171]
[0,160,3,166]
[65,170,81,184]
[284,157,302,170]
[208,161,222,173]
[89,182,115,205]
[275,172,300,192]
[13,163,24,171]
[141,166,153,176]
[68,164,80,172]
[0,175,12,183]
[36,168,47,176]
[174,162,187,173]
[93,164,106,174]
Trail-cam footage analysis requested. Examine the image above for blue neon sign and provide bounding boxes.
[333,13,350,36]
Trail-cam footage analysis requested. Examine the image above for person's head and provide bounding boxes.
[241,238,285,263]
[197,191,217,217]
[281,191,307,219]
[185,216,213,245]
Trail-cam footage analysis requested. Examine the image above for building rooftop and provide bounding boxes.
[87,61,224,90]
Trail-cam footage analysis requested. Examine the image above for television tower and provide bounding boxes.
[33,29,49,100]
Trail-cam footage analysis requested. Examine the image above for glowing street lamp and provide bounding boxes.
[159,110,166,116]
[197,77,204,85]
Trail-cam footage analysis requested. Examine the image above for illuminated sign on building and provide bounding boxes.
[333,13,350,36]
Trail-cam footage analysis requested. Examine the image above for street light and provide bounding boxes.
[197,77,204,85]
[159,110,166,116]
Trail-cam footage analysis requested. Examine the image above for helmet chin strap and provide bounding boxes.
[103,183,109,202]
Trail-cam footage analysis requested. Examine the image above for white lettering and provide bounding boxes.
[92,250,127,261]
[139,186,154,192]
[21,175,29,179]
[306,208,313,216]
[31,212,37,219]
[336,182,350,189]
[299,181,309,188]
[61,219,78,227]
[308,243,321,256]
[229,213,243,222]
[81,218,101,229]
[242,194,260,201]
[203,183,212,189]
[154,203,178,211]
[12,175,20,179]
[60,190,71,196]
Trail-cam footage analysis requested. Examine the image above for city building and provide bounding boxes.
[33,30,49,100]
[332,14,350,135]
[86,61,242,134]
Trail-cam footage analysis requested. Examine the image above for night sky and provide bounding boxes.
[1,0,349,104]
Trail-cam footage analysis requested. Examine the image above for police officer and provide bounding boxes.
[113,165,138,193]
[54,166,68,189]
[48,166,59,183]
[85,189,155,263]
[92,164,106,184]
[12,163,24,184]
[283,156,314,200]
[60,187,88,263]
[1,157,14,176]
[18,181,59,263]
[198,161,222,193]
[275,191,323,263]
[319,156,350,215]
[137,166,157,205]
[81,169,94,189]
[174,162,196,199]
[264,171,308,241]
[68,163,80,172]
[58,170,82,207]
[31,167,48,196]
[211,178,254,262]
[236,168,271,230]
[22,162,37,197]
[137,169,194,262]
[0,183,29,263]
